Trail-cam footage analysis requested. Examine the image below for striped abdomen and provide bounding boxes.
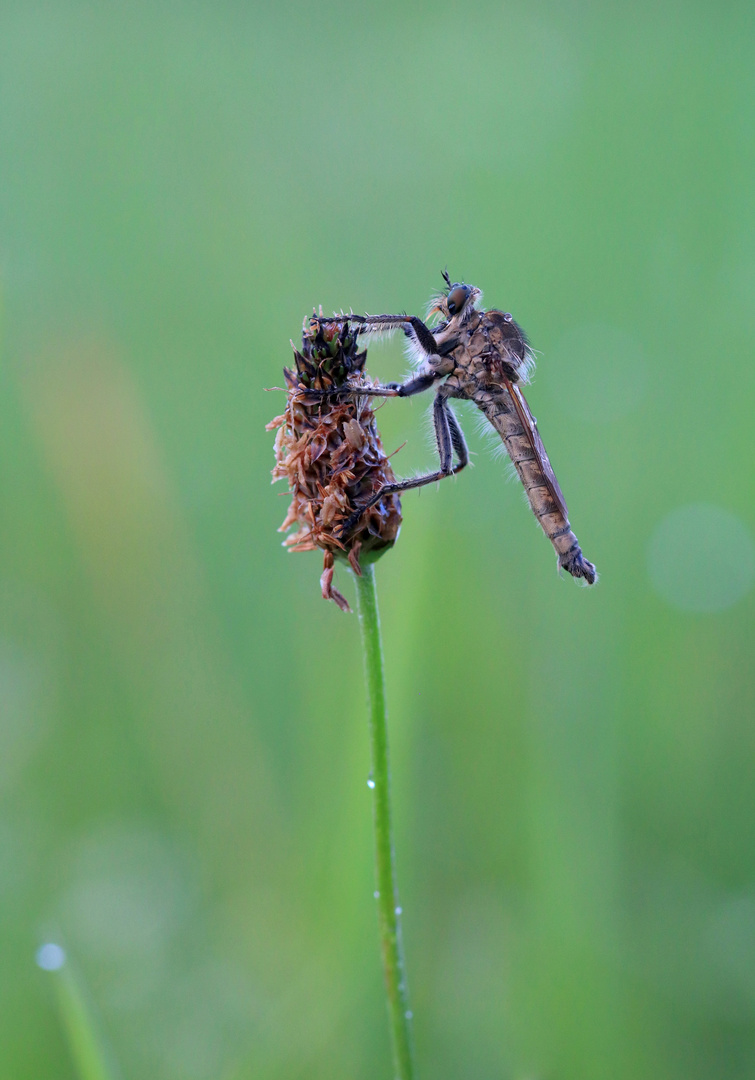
[479,390,597,584]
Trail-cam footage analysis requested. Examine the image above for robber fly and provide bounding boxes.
[319,272,597,584]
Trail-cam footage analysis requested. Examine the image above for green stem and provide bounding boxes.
[38,945,117,1080]
[353,563,415,1080]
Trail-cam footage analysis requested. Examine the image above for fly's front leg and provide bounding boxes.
[387,370,441,397]
[354,366,448,400]
[302,364,442,404]
[299,383,399,401]
[336,387,469,538]
[320,312,455,372]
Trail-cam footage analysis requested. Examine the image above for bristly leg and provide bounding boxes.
[309,370,442,403]
[319,312,449,370]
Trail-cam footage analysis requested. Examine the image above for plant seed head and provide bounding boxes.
[267,316,402,611]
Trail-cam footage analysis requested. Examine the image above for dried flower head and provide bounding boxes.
[267,316,402,611]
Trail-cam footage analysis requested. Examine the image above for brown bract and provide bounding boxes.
[266,318,402,612]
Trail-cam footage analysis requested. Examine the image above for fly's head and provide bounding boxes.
[428,271,482,327]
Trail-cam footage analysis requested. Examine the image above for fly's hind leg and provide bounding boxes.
[336,387,469,538]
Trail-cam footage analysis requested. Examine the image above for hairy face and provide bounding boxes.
[430,281,482,323]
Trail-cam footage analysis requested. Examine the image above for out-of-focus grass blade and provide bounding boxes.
[37,944,119,1080]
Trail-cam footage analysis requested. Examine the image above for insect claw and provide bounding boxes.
[336,501,370,540]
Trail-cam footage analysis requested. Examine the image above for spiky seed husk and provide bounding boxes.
[267,317,401,611]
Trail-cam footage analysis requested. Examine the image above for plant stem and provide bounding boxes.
[37,945,117,1080]
[353,562,415,1080]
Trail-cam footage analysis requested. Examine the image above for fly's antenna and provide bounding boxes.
[441,268,452,290]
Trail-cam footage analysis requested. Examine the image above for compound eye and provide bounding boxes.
[447,285,470,316]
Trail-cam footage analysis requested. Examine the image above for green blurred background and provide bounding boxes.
[2,1,754,1077]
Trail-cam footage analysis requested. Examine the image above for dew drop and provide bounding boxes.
[374,890,380,899]
[405,1010,413,1019]
[395,905,402,915]
[36,943,66,971]
[367,775,375,790]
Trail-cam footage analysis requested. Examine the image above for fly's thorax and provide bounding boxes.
[442,326,525,392]
[440,337,497,393]
[432,309,482,353]
[457,356,513,401]
[442,359,478,401]
[468,310,534,384]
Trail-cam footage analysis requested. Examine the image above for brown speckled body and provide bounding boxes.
[319,280,596,585]
[435,309,594,581]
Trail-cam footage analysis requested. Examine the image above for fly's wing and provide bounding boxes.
[503,377,570,521]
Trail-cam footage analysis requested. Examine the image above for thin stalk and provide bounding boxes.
[353,562,415,1080]
[37,944,117,1080]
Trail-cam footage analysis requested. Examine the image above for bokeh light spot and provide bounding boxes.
[36,943,66,971]
[648,504,755,612]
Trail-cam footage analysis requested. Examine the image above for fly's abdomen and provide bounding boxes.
[481,394,597,585]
